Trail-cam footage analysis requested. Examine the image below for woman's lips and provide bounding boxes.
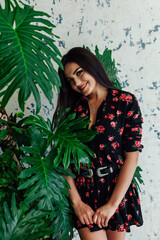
[79,83,87,91]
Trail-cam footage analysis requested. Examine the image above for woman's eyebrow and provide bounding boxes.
[66,67,81,81]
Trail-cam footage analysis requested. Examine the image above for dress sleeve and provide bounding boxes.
[122,94,144,152]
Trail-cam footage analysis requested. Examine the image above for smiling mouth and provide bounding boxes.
[79,83,87,91]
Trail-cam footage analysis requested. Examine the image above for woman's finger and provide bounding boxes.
[101,217,106,227]
[88,212,94,224]
[93,214,98,224]
[104,218,108,227]
[84,215,90,225]
[97,215,103,228]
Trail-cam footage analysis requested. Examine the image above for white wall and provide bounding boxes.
[3,0,160,239]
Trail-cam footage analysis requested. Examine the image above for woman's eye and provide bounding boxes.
[67,78,74,84]
[77,70,83,76]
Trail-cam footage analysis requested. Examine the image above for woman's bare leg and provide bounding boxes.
[78,227,108,240]
[106,229,126,240]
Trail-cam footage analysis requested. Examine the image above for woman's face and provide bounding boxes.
[64,62,97,96]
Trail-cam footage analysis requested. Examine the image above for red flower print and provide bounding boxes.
[127,111,133,117]
[112,177,117,183]
[119,93,126,101]
[112,90,118,96]
[129,191,132,196]
[99,157,103,164]
[127,214,132,220]
[111,105,115,109]
[108,136,114,141]
[119,127,124,135]
[74,108,77,112]
[100,178,105,183]
[116,110,121,115]
[132,183,135,188]
[124,222,128,226]
[110,121,116,127]
[87,183,90,189]
[99,144,105,150]
[104,115,108,119]
[76,220,82,227]
[135,141,141,147]
[139,128,142,135]
[134,220,139,226]
[112,142,120,149]
[87,179,90,183]
[115,207,119,213]
[127,137,133,140]
[78,105,82,111]
[113,97,118,102]
[131,127,139,132]
[107,154,111,161]
[108,114,115,120]
[125,95,132,102]
[95,199,97,203]
[119,224,124,231]
[85,192,89,197]
[94,153,97,158]
[80,113,86,117]
[133,113,139,119]
[77,176,85,186]
[88,224,94,228]
[91,162,95,169]
[120,201,124,207]
[91,177,94,183]
[116,159,123,165]
[125,124,130,127]
[137,199,140,204]
[96,125,105,133]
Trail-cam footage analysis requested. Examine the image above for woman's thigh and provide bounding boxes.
[106,229,126,240]
[78,227,108,240]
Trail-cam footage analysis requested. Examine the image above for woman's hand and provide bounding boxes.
[92,202,117,228]
[73,200,95,225]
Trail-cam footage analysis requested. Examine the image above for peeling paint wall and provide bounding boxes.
[3,0,160,239]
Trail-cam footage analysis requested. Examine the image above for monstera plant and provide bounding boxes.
[0,1,97,239]
[0,1,144,240]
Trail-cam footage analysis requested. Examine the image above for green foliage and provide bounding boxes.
[0,149,19,213]
[133,166,144,192]
[84,45,122,89]
[0,0,62,113]
[23,111,98,170]
[0,193,54,240]
[50,205,74,240]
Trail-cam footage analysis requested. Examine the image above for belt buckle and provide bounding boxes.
[96,166,113,177]
[86,169,93,178]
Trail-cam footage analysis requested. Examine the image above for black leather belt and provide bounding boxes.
[80,165,120,178]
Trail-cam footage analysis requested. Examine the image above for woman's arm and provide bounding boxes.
[93,151,139,228]
[65,174,95,225]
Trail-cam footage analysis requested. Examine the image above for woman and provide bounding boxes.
[57,47,143,240]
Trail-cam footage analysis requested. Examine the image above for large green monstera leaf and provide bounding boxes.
[0,0,62,113]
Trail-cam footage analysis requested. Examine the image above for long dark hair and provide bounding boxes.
[55,47,116,116]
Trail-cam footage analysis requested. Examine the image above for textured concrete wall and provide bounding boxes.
[2,0,160,239]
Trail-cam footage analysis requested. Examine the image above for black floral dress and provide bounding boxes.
[72,88,144,232]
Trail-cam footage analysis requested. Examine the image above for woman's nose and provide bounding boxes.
[74,77,81,86]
